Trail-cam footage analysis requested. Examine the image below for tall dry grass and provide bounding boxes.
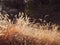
[0,13,60,45]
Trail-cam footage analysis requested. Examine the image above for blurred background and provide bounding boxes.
[0,0,60,24]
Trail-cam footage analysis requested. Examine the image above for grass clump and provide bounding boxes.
[0,13,60,45]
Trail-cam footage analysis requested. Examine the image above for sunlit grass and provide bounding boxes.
[0,13,60,45]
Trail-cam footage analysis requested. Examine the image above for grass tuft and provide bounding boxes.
[0,13,60,45]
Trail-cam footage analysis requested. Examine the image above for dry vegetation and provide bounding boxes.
[0,13,60,45]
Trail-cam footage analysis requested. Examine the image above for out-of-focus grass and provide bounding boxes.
[0,13,60,45]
